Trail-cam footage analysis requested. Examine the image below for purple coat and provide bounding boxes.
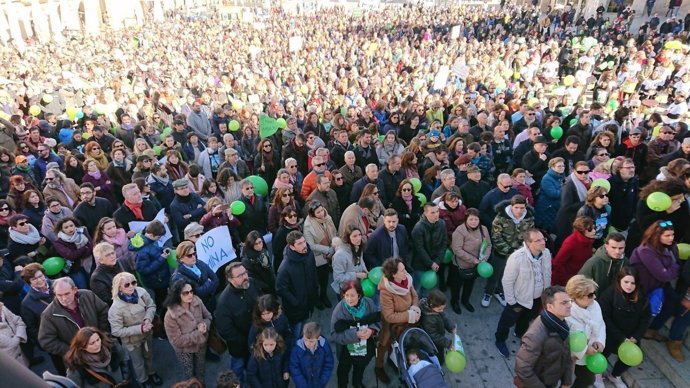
[629,244,680,294]
[82,171,115,204]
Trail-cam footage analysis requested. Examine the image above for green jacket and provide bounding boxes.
[491,200,535,257]
[578,246,628,296]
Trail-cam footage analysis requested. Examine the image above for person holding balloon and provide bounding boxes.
[564,275,607,388]
[331,226,368,296]
[598,267,650,387]
[330,280,380,388]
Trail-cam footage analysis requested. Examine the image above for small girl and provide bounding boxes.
[248,295,294,352]
[246,327,290,388]
[420,289,456,364]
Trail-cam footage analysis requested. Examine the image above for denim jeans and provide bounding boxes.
[291,320,305,342]
[229,355,246,382]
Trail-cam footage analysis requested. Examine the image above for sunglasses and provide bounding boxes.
[190,233,202,239]
[44,177,54,181]
[372,191,379,195]
[597,194,608,198]
[244,186,254,190]
[16,221,27,226]
[597,153,609,157]
[286,213,298,218]
[575,170,590,175]
[288,165,297,169]
[92,147,101,150]
[185,252,196,258]
[263,144,272,148]
[334,176,343,181]
[0,206,9,211]
[402,188,412,192]
[314,162,325,167]
[123,280,138,288]
[181,289,194,296]
[660,220,673,228]
[282,192,295,197]
[502,184,513,189]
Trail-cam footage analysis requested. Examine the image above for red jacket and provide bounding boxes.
[551,230,594,286]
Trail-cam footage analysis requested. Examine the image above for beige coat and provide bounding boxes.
[108,287,156,348]
[43,178,81,209]
[451,223,492,269]
[303,215,337,267]
[164,295,211,353]
[339,203,370,243]
[0,304,27,365]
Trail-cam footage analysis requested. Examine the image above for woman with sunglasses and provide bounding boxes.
[391,179,424,238]
[254,139,280,187]
[565,275,606,388]
[0,200,17,250]
[359,183,384,231]
[173,241,219,312]
[555,161,591,249]
[108,272,160,387]
[587,146,611,170]
[164,280,212,384]
[576,186,610,248]
[268,187,299,235]
[7,214,48,264]
[84,141,109,171]
[270,168,294,202]
[303,200,338,309]
[240,231,275,295]
[272,206,302,274]
[630,221,689,355]
[598,267,650,386]
[551,216,597,286]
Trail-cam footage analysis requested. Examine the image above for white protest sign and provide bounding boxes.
[289,36,303,52]
[195,226,237,272]
[433,65,450,91]
[128,208,172,246]
[451,25,461,39]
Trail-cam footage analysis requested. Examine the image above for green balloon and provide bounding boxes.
[420,270,438,289]
[361,278,376,297]
[229,120,240,132]
[550,126,563,140]
[443,248,453,264]
[646,191,672,212]
[569,331,588,353]
[585,353,608,374]
[477,262,493,278]
[230,200,246,215]
[153,145,161,156]
[247,175,269,196]
[416,192,427,206]
[591,178,611,192]
[409,178,422,193]
[618,341,643,367]
[130,233,144,248]
[368,267,383,284]
[445,350,466,373]
[277,118,287,129]
[678,243,690,260]
[570,118,578,126]
[42,257,66,276]
[167,250,177,269]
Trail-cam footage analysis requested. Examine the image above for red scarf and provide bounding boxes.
[392,277,409,289]
[124,200,144,220]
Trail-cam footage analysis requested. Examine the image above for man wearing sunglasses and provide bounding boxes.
[479,174,518,227]
[33,143,64,183]
[300,155,331,200]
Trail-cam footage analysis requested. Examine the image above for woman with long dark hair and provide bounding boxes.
[598,267,650,386]
[21,189,45,230]
[331,225,368,295]
[254,139,280,186]
[247,294,293,352]
[272,206,302,273]
[53,216,93,289]
[268,187,299,235]
[64,327,125,387]
[241,231,275,295]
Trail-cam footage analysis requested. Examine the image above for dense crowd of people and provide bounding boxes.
[3,1,690,387]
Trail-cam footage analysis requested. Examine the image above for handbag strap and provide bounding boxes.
[84,368,115,387]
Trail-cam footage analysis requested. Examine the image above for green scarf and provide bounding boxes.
[344,299,366,319]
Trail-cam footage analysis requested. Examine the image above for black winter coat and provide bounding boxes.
[598,286,650,348]
[215,279,261,358]
[113,200,159,232]
[410,216,448,271]
[276,246,317,324]
[246,350,289,388]
[237,195,268,239]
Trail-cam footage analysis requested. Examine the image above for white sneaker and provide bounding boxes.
[606,374,628,388]
[593,374,605,388]
[494,292,507,307]
[481,293,492,307]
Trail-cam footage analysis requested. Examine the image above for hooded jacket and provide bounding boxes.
[289,336,334,388]
[410,215,448,271]
[491,200,536,257]
[276,246,318,324]
[419,298,454,351]
[131,235,170,290]
[578,246,628,296]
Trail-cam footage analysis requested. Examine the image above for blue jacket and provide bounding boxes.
[182,141,205,162]
[364,224,410,269]
[0,258,24,314]
[171,260,218,311]
[289,336,334,388]
[535,169,565,232]
[131,235,170,289]
[350,176,387,204]
[33,153,64,182]
[146,176,175,210]
[169,193,206,232]
[246,349,289,388]
[478,187,518,227]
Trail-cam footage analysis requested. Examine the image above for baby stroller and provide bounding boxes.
[393,327,447,388]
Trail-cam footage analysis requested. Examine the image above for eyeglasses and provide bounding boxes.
[181,289,194,296]
[586,292,596,299]
[0,207,9,211]
[575,170,590,175]
[143,159,152,163]
[123,280,138,289]
[244,186,254,190]
[190,233,202,239]
[334,177,343,181]
[660,220,673,228]
[597,153,609,157]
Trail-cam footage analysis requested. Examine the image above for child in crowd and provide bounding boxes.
[248,294,294,352]
[407,348,448,388]
[246,327,290,388]
[289,322,334,388]
[131,220,171,306]
[420,289,456,364]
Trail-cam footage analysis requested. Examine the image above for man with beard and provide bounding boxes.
[276,231,318,337]
[146,163,175,210]
[364,209,410,269]
[215,262,261,381]
[169,178,205,233]
[331,129,354,168]
[353,130,379,171]
[512,108,540,143]
[73,183,114,236]
[42,169,80,209]
[186,100,212,141]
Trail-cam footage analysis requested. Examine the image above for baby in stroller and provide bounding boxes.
[407,348,448,388]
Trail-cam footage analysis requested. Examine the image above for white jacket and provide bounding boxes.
[566,300,606,365]
[502,244,552,309]
[0,305,27,365]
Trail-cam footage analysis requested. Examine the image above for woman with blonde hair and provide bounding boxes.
[133,138,152,159]
[565,275,606,388]
[108,272,160,387]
